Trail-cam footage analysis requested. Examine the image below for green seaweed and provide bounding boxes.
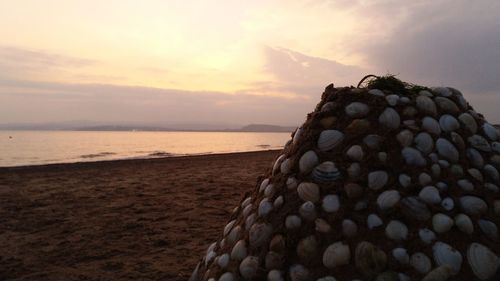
[357,74,430,95]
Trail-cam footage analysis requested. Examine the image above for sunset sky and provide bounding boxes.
[1,0,499,127]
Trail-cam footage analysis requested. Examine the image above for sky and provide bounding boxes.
[0,0,499,127]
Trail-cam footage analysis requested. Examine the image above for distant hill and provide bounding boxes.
[75,125,174,132]
[237,124,296,132]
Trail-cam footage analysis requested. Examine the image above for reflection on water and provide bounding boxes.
[0,131,291,167]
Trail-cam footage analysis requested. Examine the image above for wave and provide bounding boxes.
[80,152,116,159]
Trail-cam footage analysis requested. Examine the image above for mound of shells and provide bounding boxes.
[190,76,500,281]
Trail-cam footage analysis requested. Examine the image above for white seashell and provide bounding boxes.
[378,107,400,129]
[323,242,351,268]
[264,184,275,197]
[239,256,259,280]
[347,162,361,178]
[438,159,450,168]
[459,196,488,215]
[435,97,459,113]
[345,102,370,118]
[318,130,344,152]
[483,123,499,141]
[419,173,433,186]
[273,154,285,174]
[466,148,484,167]
[245,213,256,230]
[285,215,302,229]
[457,179,474,191]
[297,182,320,202]
[286,177,298,190]
[377,190,401,210]
[419,228,436,244]
[321,102,335,112]
[299,150,319,173]
[346,145,364,161]
[217,254,230,269]
[419,186,441,204]
[227,225,242,245]
[441,197,454,211]
[454,213,473,234]
[280,158,292,174]
[478,219,498,240]
[224,220,236,236]
[410,252,432,274]
[400,96,411,103]
[399,174,411,188]
[397,130,414,147]
[267,270,283,281]
[369,88,385,96]
[259,178,270,193]
[385,220,408,240]
[315,218,332,233]
[293,127,303,144]
[436,138,459,163]
[322,194,340,213]
[219,272,234,281]
[367,213,383,229]
[392,248,409,264]
[468,134,492,152]
[484,164,499,181]
[299,201,316,221]
[311,161,341,182]
[241,197,252,208]
[368,170,389,190]
[458,113,478,134]
[439,114,460,132]
[342,219,358,237]
[401,147,427,166]
[242,204,252,217]
[416,95,437,116]
[422,265,453,281]
[258,198,273,217]
[467,243,499,280]
[249,223,272,248]
[231,240,247,261]
[431,87,452,97]
[414,132,434,155]
[432,213,454,233]
[422,116,442,135]
[273,196,284,209]
[432,242,463,274]
[289,264,310,281]
[385,94,399,106]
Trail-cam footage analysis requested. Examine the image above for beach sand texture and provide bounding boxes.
[0,150,279,281]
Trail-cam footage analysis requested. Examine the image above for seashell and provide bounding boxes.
[280,158,292,174]
[369,89,385,96]
[345,119,371,134]
[478,219,498,241]
[323,242,351,268]
[231,240,247,260]
[249,223,272,248]
[374,271,399,281]
[321,102,336,112]
[458,113,478,134]
[242,204,252,217]
[422,265,452,281]
[342,219,358,237]
[346,145,364,161]
[419,228,436,244]
[297,182,320,202]
[299,201,316,221]
[453,214,474,235]
[457,179,474,191]
[492,142,500,153]
[224,220,236,236]
[241,197,252,208]
[491,155,500,167]
[227,226,242,245]
[378,107,400,129]
[297,235,318,261]
[441,197,454,211]
[400,96,411,103]
[264,183,275,197]
[419,173,433,186]
[385,220,408,240]
[483,164,499,181]
[439,114,460,132]
[299,150,319,173]
[355,200,368,211]
[450,164,464,177]
[364,134,384,149]
[416,95,438,116]
[483,123,499,141]
[286,177,298,190]
[399,174,411,188]
[432,213,454,233]
[467,243,499,280]
[259,178,270,193]
[322,194,340,213]
[378,152,388,163]
[239,256,259,280]
[422,116,442,135]
[468,168,484,182]
[316,277,337,281]
[285,215,302,229]
[432,242,463,274]
[267,270,283,281]
[273,196,284,209]
[289,264,310,281]
[385,94,399,106]
[397,130,414,147]
[345,102,370,118]
[318,130,344,152]
[344,182,363,198]
[245,213,256,230]
[459,196,488,216]
[414,132,434,155]
[219,272,234,281]
[293,127,303,144]
[218,253,230,268]
[273,154,285,174]
[485,183,499,192]
[270,235,286,253]
[466,148,484,167]
[400,196,431,221]
[410,252,432,274]
[438,159,450,168]
[347,162,361,178]
[419,186,441,204]
[367,213,383,229]
[436,138,459,163]
[432,163,441,177]
[468,134,492,152]
[368,170,389,190]
[450,132,465,150]
[431,87,452,97]
[315,218,332,233]
[320,116,337,128]
[377,190,401,210]
[435,97,459,114]
[258,198,273,217]
[355,241,387,277]
[392,248,409,264]
[401,147,427,166]
[402,106,418,118]
[312,161,341,182]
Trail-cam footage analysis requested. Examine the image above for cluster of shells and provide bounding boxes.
[190,83,500,281]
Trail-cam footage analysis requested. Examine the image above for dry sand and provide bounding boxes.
[0,150,279,281]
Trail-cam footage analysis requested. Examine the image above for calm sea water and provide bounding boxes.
[0,131,291,167]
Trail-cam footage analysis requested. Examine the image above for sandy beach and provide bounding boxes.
[0,150,279,281]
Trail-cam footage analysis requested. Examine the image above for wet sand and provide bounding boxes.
[0,150,279,281]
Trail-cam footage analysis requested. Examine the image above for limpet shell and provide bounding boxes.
[318,130,344,152]
[323,242,351,268]
[467,243,499,280]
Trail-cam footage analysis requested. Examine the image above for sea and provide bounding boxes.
[0,131,291,167]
